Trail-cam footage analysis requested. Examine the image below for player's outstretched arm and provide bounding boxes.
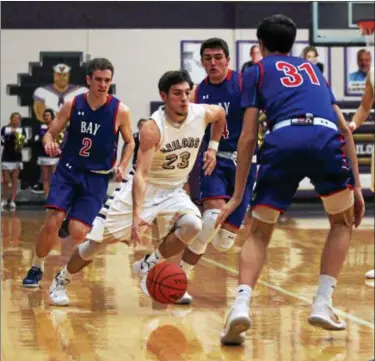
[115,103,135,180]
[43,101,72,157]
[131,120,160,245]
[349,74,374,131]
[202,104,226,175]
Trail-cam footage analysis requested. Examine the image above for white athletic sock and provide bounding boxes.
[180,260,194,276]
[234,284,253,305]
[59,266,72,282]
[32,253,45,272]
[316,274,337,302]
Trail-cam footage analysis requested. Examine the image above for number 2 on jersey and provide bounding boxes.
[276,61,320,88]
[79,137,92,157]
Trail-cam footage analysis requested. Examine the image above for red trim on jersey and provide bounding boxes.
[238,71,243,91]
[226,69,233,81]
[204,76,209,84]
[84,93,88,102]
[201,195,231,201]
[222,221,240,230]
[113,100,120,135]
[106,94,113,105]
[44,204,67,214]
[257,62,264,89]
[194,84,199,103]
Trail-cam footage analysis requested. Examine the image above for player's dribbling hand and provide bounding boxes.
[113,166,126,182]
[202,149,217,176]
[353,187,365,228]
[131,215,152,247]
[215,197,241,229]
[348,122,357,133]
[44,141,61,157]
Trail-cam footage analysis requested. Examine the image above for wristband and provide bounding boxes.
[208,140,219,151]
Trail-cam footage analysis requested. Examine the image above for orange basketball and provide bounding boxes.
[146,262,188,304]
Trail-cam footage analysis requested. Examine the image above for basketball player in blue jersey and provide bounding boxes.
[177,38,257,304]
[22,58,135,287]
[216,15,365,345]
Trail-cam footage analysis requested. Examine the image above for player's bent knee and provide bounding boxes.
[78,240,107,261]
[44,211,65,233]
[69,220,91,244]
[328,207,353,228]
[321,188,354,216]
[188,209,220,255]
[252,206,280,224]
[175,213,202,245]
[211,228,237,252]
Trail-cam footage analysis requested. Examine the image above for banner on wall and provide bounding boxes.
[6,51,115,202]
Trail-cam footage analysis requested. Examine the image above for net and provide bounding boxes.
[357,20,375,47]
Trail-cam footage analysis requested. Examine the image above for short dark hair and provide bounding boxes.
[250,45,259,54]
[137,118,147,128]
[200,38,229,58]
[10,112,21,120]
[158,70,194,94]
[86,58,114,78]
[43,108,55,120]
[257,14,297,54]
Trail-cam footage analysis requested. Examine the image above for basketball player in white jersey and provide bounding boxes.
[49,70,226,305]
[349,66,374,279]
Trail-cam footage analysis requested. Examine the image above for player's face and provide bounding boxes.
[161,82,191,118]
[358,53,371,73]
[53,72,70,89]
[201,48,229,82]
[305,50,317,64]
[250,47,261,63]
[43,112,53,124]
[10,114,21,127]
[86,70,113,97]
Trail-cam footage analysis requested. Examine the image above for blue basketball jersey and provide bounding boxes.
[196,70,244,152]
[61,93,119,171]
[241,55,338,127]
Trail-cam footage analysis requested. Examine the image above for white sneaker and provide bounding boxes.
[308,296,346,331]
[220,300,251,345]
[133,254,157,276]
[140,275,150,296]
[9,201,16,210]
[49,272,71,306]
[1,200,8,211]
[365,269,375,279]
[175,291,193,305]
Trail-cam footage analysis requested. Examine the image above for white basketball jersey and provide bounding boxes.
[147,104,207,189]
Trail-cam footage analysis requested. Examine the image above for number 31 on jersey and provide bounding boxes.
[276,61,320,88]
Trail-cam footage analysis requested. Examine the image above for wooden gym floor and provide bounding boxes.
[1,209,374,361]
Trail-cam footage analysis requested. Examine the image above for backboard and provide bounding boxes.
[311,1,375,46]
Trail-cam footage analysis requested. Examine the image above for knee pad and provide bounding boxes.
[78,240,108,261]
[175,213,202,245]
[252,206,280,224]
[321,188,354,215]
[188,209,220,255]
[211,228,237,252]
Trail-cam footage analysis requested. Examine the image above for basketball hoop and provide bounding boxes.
[357,20,375,47]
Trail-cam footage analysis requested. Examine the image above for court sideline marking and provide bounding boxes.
[201,256,374,330]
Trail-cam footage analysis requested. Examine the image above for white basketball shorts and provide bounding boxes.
[87,175,201,244]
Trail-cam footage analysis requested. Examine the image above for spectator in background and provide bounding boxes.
[349,49,371,82]
[301,46,324,73]
[132,118,147,168]
[1,112,26,210]
[241,45,262,73]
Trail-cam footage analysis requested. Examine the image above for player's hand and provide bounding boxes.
[215,197,241,229]
[44,141,61,157]
[348,121,357,133]
[202,149,217,176]
[353,187,365,228]
[131,215,152,247]
[113,165,126,182]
